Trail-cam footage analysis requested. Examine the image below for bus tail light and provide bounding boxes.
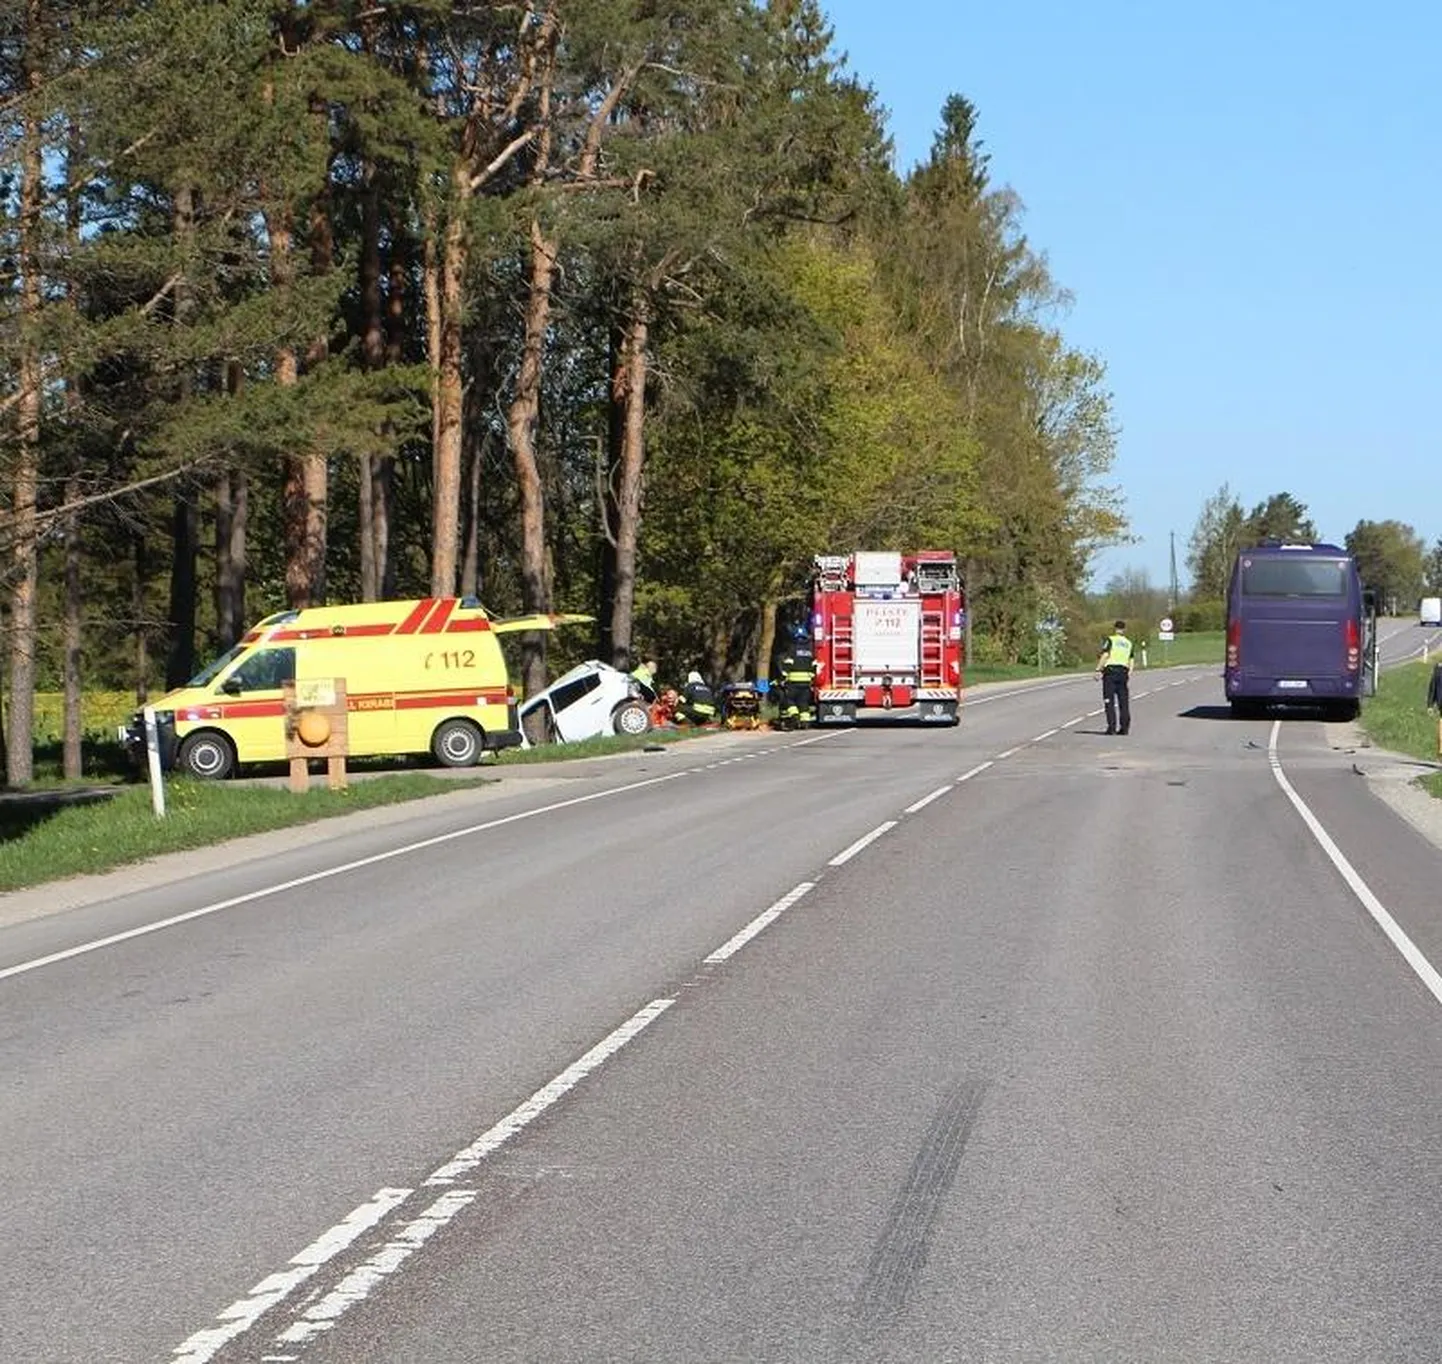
[1344,617,1360,672]
[1226,620,1240,669]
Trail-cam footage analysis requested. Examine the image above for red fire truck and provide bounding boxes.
[809,550,965,724]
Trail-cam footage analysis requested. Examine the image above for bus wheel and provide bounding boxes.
[177,731,236,780]
[432,718,484,767]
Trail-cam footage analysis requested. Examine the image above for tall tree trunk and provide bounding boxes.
[132,534,150,703]
[6,7,43,786]
[507,219,558,697]
[215,469,248,647]
[166,185,199,685]
[62,477,82,778]
[430,191,467,597]
[606,299,651,670]
[599,326,624,663]
[166,496,199,688]
[358,162,385,601]
[214,362,247,645]
[461,434,483,599]
[61,118,84,779]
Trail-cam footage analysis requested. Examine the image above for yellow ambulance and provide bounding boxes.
[122,597,587,779]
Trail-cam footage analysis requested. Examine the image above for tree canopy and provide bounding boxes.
[1,0,1127,779]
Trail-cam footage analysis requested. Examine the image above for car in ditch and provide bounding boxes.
[518,660,653,745]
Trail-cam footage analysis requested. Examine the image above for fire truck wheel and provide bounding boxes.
[432,718,484,767]
[612,700,651,736]
[177,731,236,781]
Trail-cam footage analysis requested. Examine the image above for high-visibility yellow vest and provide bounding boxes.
[1104,633,1133,667]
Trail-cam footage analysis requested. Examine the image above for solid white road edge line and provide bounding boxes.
[1268,720,1442,1006]
[704,882,816,964]
[2,770,710,984]
[828,821,897,866]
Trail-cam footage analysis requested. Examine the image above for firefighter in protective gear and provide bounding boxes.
[1095,620,1134,735]
[676,670,718,726]
[774,647,816,729]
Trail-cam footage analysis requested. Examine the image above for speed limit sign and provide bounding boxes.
[1159,616,1175,641]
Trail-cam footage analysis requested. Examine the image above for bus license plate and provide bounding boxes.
[1277,679,1308,689]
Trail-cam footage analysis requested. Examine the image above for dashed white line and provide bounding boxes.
[905,786,954,814]
[957,761,994,782]
[829,821,898,866]
[172,1189,413,1363]
[1061,715,1085,727]
[996,746,1021,760]
[704,882,815,963]
[426,999,675,1186]
[1031,728,1059,742]
[1268,721,1442,1006]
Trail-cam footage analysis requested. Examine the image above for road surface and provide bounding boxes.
[3,631,1442,1362]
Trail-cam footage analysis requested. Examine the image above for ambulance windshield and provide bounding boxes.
[186,642,247,688]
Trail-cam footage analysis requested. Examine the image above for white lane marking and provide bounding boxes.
[172,1188,412,1363]
[704,883,814,963]
[1031,728,1059,742]
[829,822,897,866]
[426,998,675,1186]
[957,761,993,782]
[275,1190,478,1346]
[1061,715,1085,727]
[2,766,722,984]
[239,998,670,1350]
[905,786,953,814]
[1268,722,1442,1006]
[995,746,1021,760]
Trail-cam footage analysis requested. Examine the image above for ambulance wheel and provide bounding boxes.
[612,700,651,736]
[432,718,484,767]
[177,731,235,780]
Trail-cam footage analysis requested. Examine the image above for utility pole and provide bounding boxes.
[1168,531,1179,613]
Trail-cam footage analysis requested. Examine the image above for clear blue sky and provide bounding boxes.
[820,0,1442,594]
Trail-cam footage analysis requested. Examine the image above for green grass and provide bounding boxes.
[0,772,500,893]
[1136,631,1223,668]
[1359,660,1442,798]
[0,723,725,892]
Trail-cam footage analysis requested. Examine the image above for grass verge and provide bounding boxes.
[0,727,718,893]
[0,772,497,893]
[1359,659,1442,798]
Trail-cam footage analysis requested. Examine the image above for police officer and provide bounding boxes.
[1095,619,1134,735]
[775,647,816,728]
[676,670,718,726]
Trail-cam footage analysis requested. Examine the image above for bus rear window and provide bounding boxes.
[1240,557,1349,597]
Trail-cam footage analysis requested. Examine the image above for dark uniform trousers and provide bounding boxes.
[1102,666,1131,734]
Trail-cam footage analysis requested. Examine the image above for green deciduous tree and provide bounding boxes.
[1344,519,1425,612]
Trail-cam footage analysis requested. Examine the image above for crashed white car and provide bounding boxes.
[519,660,653,744]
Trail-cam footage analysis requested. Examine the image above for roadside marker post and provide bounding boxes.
[142,705,166,819]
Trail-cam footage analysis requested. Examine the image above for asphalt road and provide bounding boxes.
[4,631,1442,1363]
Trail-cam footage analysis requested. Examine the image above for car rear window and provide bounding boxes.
[1240,556,1349,597]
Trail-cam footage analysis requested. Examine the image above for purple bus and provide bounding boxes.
[1224,542,1377,720]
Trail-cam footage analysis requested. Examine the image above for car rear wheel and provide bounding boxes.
[432,718,484,767]
[611,700,651,736]
[177,731,236,780]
